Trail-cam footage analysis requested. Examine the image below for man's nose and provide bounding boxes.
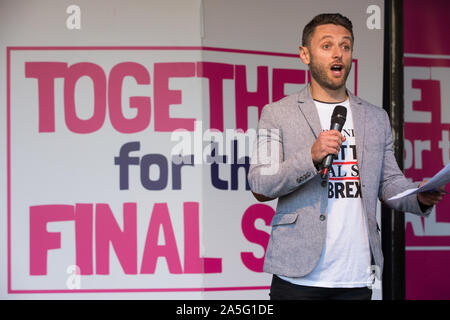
[332,46,343,59]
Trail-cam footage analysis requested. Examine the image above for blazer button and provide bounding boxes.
[321,180,327,187]
[320,214,326,221]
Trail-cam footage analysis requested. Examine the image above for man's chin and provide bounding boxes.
[322,80,346,91]
[310,67,349,91]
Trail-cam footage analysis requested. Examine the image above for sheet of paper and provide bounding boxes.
[387,163,450,201]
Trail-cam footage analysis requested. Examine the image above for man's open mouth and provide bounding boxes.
[330,64,344,76]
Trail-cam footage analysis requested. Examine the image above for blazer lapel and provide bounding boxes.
[297,85,322,139]
[296,86,367,169]
[349,92,366,170]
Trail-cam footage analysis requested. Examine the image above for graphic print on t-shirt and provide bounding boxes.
[326,126,362,200]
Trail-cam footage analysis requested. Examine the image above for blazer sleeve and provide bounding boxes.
[378,110,432,216]
[248,104,318,199]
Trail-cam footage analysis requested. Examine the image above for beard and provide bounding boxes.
[309,54,351,91]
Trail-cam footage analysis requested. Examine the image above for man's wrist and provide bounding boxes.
[417,196,433,212]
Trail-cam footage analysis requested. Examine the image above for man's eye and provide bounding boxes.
[323,44,330,49]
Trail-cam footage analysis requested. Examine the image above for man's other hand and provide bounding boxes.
[417,180,446,207]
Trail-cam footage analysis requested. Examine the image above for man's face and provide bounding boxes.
[303,24,353,91]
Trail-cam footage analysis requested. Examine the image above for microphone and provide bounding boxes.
[320,105,347,179]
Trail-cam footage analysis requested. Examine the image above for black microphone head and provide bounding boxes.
[331,105,347,126]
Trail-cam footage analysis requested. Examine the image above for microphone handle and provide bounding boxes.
[320,122,344,179]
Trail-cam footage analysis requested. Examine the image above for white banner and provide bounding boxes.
[0,0,384,299]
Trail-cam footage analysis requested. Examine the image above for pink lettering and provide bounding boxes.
[235,65,269,132]
[240,203,274,272]
[108,62,151,133]
[29,202,223,276]
[26,60,308,134]
[183,202,222,273]
[25,62,67,132]
[75,203,94,275]
[64,62,107,133]
[95,203,137,274]
[29,205,75,275]
[154,62,196,132]
[197,62,234,132]
[141,203,182,274]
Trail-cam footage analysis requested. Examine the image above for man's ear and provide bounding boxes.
[299,46,310,65]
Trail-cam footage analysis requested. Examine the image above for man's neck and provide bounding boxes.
[310,80,348,103]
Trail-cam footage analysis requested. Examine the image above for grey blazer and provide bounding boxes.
[248,84,431,279]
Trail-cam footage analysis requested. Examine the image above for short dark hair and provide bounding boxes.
[302,13,354,47]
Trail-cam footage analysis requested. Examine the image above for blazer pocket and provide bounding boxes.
[270,213,298,226]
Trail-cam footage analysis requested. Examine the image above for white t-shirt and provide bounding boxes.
[280,98,372,288]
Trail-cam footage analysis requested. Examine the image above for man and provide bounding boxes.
[248,13,445,300]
